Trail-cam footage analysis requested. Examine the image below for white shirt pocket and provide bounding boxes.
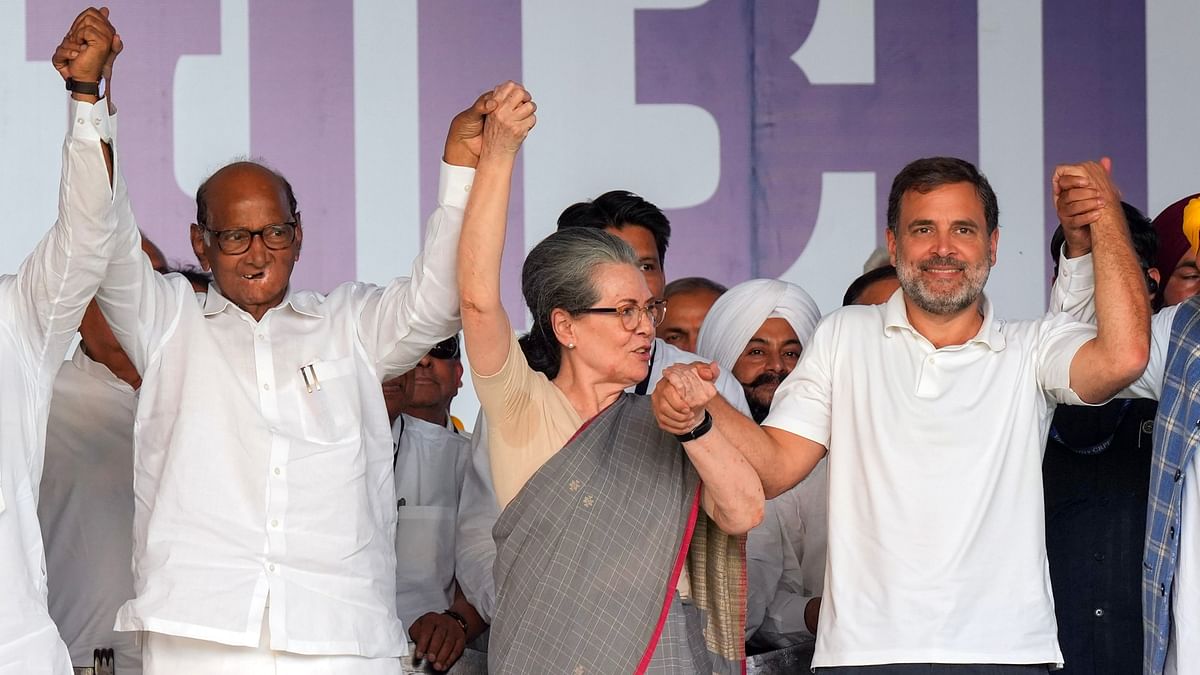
[394,505,456,624]
[297,356,362,444]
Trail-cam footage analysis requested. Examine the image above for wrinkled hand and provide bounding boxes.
[479,81,537,160]
[652,362,719,435]
[51,7,116,83]
[1052,157,1119,257]
[408,612,466,672]
[443,90,498,168]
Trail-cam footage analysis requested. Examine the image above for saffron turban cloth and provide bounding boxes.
[695,278,822,374]
[1155,193,1200,275]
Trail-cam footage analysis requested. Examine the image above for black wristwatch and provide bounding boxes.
[674,410,713,443]
[65,78,101,96]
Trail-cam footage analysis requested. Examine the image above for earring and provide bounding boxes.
[567,343,575,350]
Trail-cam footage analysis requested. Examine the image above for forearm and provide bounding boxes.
[688,422,764,534]
[457,152,517,374]
[19,98,117,367]
[707,396,816,498]
[1089,207,1151,377]
[457,154,513,316]
[93,133,162,372]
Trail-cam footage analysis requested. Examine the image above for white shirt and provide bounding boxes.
[454,337,751,622]
[1166,452,1200,675]
[97,159,472,658]
[391,414,471,628]
[38,350,140,673]
[0,99,115,675]
[765,290,1094,668]
[745,458,826,650]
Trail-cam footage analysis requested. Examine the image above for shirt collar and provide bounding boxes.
[202,283,322,320]
[882,288,1007,351]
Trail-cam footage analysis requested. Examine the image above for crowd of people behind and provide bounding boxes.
[2,7,1198,675]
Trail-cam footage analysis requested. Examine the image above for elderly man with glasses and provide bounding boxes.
[92,78,512,671]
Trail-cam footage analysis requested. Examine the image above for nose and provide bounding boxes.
[764,350,785,373]
[416,354,433,368]
[933,229,955,258]
[633,307,654,335]
[241,232,271,266]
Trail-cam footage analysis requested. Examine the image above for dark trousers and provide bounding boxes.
[817,665,1050,675]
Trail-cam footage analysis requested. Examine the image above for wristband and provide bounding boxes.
[442,609,469,635]
[674,410,713,443]
[65,78,101,96]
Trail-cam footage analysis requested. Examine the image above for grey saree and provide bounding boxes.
[489,394,746,674]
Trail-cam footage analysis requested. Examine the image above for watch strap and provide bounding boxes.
[674,410,713,443]
[65,78,101,96]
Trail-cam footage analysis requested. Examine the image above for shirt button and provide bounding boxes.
[268,563,276,572]
[1094,608,1104,617]
[1170,526,1176,539]
[271,519,279,528]
[263,383,270,391]
[1093,552,1106,562]
[1161,583,1167,596]
[463,184,471,193]
[1176,469,1184,482]
[257,334,266,341]
[76,118,85,125]
[273,467,281,476]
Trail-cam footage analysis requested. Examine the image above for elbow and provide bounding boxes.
[1115,342,1150,388]
[717,498,764,536]
[459,293,499,320]
[762,479,789,501]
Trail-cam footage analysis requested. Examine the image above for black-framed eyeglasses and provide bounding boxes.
[427,335,461,360]
[578,299,667,331]
[203,221,298,255]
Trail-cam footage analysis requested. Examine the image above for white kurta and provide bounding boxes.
[0,99,116,675]
[97,153,471,657]
[38,350,139,673]
[392,414,471,628]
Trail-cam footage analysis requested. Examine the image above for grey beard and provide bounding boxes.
[895,253,991,316]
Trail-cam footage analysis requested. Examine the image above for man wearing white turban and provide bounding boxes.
[696,279,821,423]
[695,279,825,660]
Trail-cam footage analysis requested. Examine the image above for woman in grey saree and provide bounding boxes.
[455,82,764,674]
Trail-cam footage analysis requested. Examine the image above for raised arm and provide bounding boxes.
[7,10,118,374]
[1056,161,1151,403]
[457,82,536,376]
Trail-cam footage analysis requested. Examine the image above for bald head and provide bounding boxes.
[195,161,298,229]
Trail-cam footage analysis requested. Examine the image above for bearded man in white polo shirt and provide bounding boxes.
[92,75,530,671]
[654,157,1150,673]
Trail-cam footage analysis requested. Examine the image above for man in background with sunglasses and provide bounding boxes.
[91,68,520,669]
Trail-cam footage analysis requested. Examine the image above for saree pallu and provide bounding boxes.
[489,394,746,674]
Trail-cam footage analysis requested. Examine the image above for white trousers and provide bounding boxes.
[142,615,400,675]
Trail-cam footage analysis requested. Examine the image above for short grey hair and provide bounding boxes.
[519,228,638,378]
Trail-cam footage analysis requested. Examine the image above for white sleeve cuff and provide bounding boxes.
[68,98,114,143]
[1057,246,1095,285]
[438,161,476,210]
